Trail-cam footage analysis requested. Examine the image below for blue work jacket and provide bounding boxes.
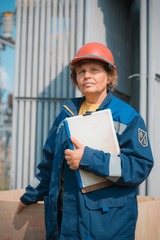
[21,91,154,240]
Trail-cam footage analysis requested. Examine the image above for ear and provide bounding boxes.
[107,75,112,84]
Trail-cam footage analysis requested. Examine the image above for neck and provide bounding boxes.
[85,92,107,104]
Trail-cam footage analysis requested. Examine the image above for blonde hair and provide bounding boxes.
[70,60,118,92]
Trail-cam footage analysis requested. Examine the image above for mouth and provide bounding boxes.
[83,82,94,87]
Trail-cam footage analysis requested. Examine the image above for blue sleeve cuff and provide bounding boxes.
[79,146,110,177]
[20,195,37,205]
[79,146,94,168]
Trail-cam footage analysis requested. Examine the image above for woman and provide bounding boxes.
[17,42,153,240]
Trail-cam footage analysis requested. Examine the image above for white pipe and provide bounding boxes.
[147,0,157,197]
[75,0,84,98]
[139,0,147,195]
[69,0,76,98]
[23,0,34,187]
[140,0,147,123]
[56,0,63,98]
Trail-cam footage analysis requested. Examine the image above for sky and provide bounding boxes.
[0,0,15,106]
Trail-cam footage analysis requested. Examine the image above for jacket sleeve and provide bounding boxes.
[20,113,64,205]
[79,115,154,187]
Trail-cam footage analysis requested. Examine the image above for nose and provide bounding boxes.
[84,71,91,79]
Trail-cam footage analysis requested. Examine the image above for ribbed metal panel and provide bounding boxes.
[11,0,80,188]
[147,0,160,198]
[83,0,133,97]
[11,0,160,199]
[99,0,132,96]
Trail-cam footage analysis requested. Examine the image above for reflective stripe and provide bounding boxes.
[30,177,40,189]
[109,155,121,177]
[114,121,127,135]
[56,121,64,134]
[106,176,120,183]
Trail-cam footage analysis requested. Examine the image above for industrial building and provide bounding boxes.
[6,0,160,198]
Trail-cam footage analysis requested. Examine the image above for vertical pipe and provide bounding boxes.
[29,0,40,180]
[69,0,75,98]
[147,2,155,149]
[56,0,63,98]
[36,101,43,167]
[32,0,40,99]
[75,0,84,97]
[23,0,34,187]
[50,0,57,99]
[147,0,155,197]
[84,0,91,44]
[23,101,31,186]
[30,101,37,180]
[17,101,25,188]
[44,0,51,98]
[19,0,28,98]
[50,0,57,128]
[26,0,33,98]
[147,0,160,198]
[38,0,45,97]
[11,101,18,188]
[36,0,45,167]
[63,0,69,99]
[43,0,51,143]
[140,0,147,123]
[17,0,28,188]
[139,0,147,196]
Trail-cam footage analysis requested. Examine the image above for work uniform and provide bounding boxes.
[21,91,153,240]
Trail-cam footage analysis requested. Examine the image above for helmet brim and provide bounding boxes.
[71,55,116,70]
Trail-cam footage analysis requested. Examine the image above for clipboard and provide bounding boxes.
[64,109,120,193]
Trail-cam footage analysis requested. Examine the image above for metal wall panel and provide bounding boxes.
[147,0,160,198]
[12,0,159,199]
[11,0,80,188]
[97,0,133,97]
[82,0,136,100]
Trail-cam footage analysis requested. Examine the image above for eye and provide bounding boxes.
[91,68,99,73]
[77,69,85,75]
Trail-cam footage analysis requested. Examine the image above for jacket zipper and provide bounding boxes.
[53,105,75,237]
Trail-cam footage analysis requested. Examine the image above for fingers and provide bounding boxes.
[64,150,72,166]
[65,149,72,156]
[65,137,85,170]
[70,136,83,149]
[66,158,80,170]
[65,149,84,170]
[16,201,27,213]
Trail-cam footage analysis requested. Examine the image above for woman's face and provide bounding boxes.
[76,61,110,103]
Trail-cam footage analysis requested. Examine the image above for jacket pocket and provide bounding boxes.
[84,194,127,211]
[83,194,136,240]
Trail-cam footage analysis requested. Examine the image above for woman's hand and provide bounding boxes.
[16,201,27,213]
[65,136,85,170]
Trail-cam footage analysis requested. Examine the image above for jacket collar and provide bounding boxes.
[61,91,113,117]
[61,96,85,117]
[97,90,113,111]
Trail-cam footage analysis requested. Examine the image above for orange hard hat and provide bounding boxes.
[71,42,116,70]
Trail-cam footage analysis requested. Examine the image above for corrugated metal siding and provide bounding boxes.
[11,0,159,199]
[83,0,135,100]
[11,0,140,189]
[97,0,133,97]
[11,0,80,189]
[147,0,160,198]
[11,0,115,188]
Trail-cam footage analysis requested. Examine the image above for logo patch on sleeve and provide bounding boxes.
[138,128,148,147]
